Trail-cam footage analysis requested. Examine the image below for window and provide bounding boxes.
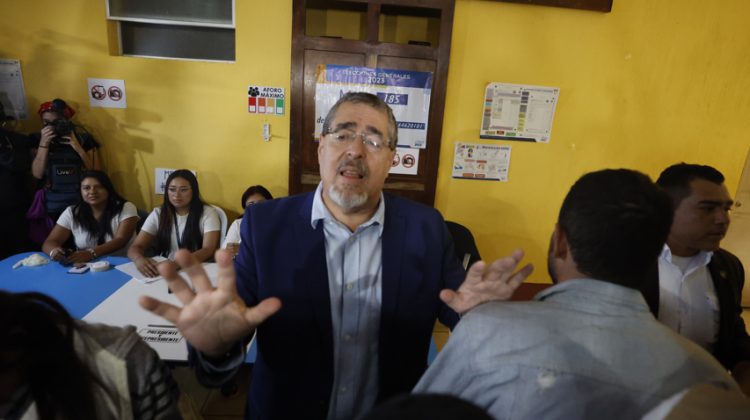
[106,0,235,62]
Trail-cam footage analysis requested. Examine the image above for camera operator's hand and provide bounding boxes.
[39,126,56,148]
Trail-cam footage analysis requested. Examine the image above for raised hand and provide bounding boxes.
[138,249,281,357]
[441,249,534,315]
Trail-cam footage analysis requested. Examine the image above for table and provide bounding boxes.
[0,252,130,318]
[0,252,257,362]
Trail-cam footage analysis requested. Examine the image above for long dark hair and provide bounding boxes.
[156,169,205,256]
[240,185,273,209]
[73,170,126,245]
[0,291,99,420]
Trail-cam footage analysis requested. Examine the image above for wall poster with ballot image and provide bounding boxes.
[314,64,433,150]
[452,142,512,181]
[480,82,560,143]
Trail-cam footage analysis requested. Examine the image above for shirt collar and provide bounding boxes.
[660,244,712,267]
[535,278,651,315]
[311,182,385,236]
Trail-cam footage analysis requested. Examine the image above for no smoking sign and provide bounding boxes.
[88,78,127,109]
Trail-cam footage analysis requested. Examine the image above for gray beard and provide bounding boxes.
[328,183,368,212]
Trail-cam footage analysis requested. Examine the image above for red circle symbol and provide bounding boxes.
[108,86,123,101]
[392,153,401,167]
[402,155,415,168]
[91,85,106,100]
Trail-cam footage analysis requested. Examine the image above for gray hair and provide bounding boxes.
[321,92,398,150]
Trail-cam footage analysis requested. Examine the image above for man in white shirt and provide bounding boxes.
[641,163,750,395]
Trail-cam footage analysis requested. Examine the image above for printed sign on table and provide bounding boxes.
[248,86,285,115]
[452,142,512,181]
[88,78,127,108]
[314,65,433,149]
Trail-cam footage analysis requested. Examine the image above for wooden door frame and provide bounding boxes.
[289,0,455,206]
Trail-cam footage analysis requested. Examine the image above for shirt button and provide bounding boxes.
[340,386,347,393]
[345,283,353,291]
[344,334,352,342]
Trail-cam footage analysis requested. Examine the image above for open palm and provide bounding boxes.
[139,249,281,357]
[441,249,534,315]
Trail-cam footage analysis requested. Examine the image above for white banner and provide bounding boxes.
[314,65,433,149]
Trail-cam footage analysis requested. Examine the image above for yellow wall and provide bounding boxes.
[435,0,750,282]
[0,0,292,221]
[2,0,749,282]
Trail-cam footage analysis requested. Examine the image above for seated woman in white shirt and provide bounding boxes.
[42,170,138,264]
[128,169,220,277]
[223,185,273,256]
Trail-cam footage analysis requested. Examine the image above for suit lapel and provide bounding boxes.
[708,252,732,357]
[380,195,405,338]
[294,193,334,346]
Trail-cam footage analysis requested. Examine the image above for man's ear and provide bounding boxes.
[552,223,569,260]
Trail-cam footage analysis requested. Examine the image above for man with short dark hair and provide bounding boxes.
[414,169,739,419]
[140,92,533,420]
[642,163,750,394]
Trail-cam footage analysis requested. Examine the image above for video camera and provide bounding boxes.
[49,118,75,141]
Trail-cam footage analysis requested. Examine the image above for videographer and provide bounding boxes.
[30,98,99,221]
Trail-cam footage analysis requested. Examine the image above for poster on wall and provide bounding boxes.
[155,168,196,195]
[0,59,28,119]
[480,82,559,143]
[390,147,419,175]
[314,65,433,149]
[452,142,511,181]
[248,86,285,115]
[88,78,127,109]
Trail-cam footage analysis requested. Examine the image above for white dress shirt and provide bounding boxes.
[311,183,384,420]
[657,245,720,352]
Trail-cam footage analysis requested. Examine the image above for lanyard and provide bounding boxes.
[173,212,187,249]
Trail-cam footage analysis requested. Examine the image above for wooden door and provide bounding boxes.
[290,0,455,206]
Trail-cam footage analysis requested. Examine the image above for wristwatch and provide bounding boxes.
[87,248,98,259]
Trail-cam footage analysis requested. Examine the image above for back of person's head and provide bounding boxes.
[558,169,673,288]
[656,163,725,208]
[74,170,126,243]
[241,185,273,209]
[157,169,205,254]
[361,393,493,420]
[321,91,398,150]
[0,291,98,419]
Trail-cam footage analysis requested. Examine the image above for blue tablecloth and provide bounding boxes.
[0,252,131,318]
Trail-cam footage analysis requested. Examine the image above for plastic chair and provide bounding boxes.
[135,208,149,233]
[210,204,228,246]
[445,221,482,270]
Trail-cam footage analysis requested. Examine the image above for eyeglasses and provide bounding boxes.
[325,129,390,152]
[167,187,191,195]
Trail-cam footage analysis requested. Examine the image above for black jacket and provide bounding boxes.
[642,248,750,370]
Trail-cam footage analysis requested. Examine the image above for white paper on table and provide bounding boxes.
[115,256,168,283]
[84,262,218,361]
